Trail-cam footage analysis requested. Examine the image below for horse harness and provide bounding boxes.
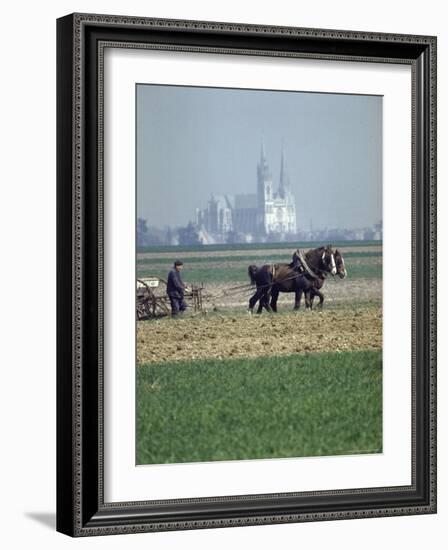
[294,249,332,280]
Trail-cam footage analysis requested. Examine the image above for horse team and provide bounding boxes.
[247,245,347,314]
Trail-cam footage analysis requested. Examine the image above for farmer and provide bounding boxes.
[167,260,189,316]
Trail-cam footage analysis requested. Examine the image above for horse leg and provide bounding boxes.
[250,270,273,314]
[305,291,312,310]
[314,290,324,309]
[262,291,273,313]
[294,288,303,310]
[270,287,279,312]
[257,290,269,313]
[249,287,263,313]
[260,273,273,313]
[255,288,267,314]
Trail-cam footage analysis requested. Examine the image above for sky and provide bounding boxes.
[136,84,382,231]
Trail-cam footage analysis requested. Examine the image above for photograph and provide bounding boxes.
[135,84,383,465]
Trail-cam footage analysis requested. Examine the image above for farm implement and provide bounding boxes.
[136,277,206,320]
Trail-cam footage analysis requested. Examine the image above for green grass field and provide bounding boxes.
[137,350,382,464]
[137,241,382,282]
[137,262,381,283]
[137,250,381,265]
[137,240,380,254]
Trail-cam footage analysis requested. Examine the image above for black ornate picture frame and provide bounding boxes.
[56,13,437,537]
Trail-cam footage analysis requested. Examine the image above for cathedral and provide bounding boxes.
[195,141,297,243]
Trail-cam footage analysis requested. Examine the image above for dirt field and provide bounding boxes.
[137,305,382,364]
[201,277,381,310]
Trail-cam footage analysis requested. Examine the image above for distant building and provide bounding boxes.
[195,140,297,243]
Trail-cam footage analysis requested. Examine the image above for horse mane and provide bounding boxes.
[305,245,325,257]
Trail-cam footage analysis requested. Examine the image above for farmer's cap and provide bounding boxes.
[174,260,184,267]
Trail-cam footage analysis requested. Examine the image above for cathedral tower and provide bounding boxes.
[277,148,297,234]
[257,139,274,234]
[278,148,289,198]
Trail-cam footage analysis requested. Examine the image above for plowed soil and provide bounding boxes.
[137,305,382,365]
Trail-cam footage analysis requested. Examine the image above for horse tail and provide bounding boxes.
[248,264,258,286]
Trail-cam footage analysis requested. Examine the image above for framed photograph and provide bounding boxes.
[56,13,437,537]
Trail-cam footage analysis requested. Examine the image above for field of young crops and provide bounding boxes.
[137,350,382,464]
[137,241,382,285]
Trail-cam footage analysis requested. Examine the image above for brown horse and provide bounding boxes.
[269,248,347,311]
[248,245,338,314]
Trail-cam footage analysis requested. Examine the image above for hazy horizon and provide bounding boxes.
[137,84,382,231]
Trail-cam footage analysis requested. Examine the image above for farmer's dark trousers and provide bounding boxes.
[168,294,187,316]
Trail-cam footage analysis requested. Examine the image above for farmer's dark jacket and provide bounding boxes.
[167,269,185,298]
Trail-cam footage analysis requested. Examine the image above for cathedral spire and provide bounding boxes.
[260,136,267,165]
[279,146,289,198]
[258,136,271,180]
